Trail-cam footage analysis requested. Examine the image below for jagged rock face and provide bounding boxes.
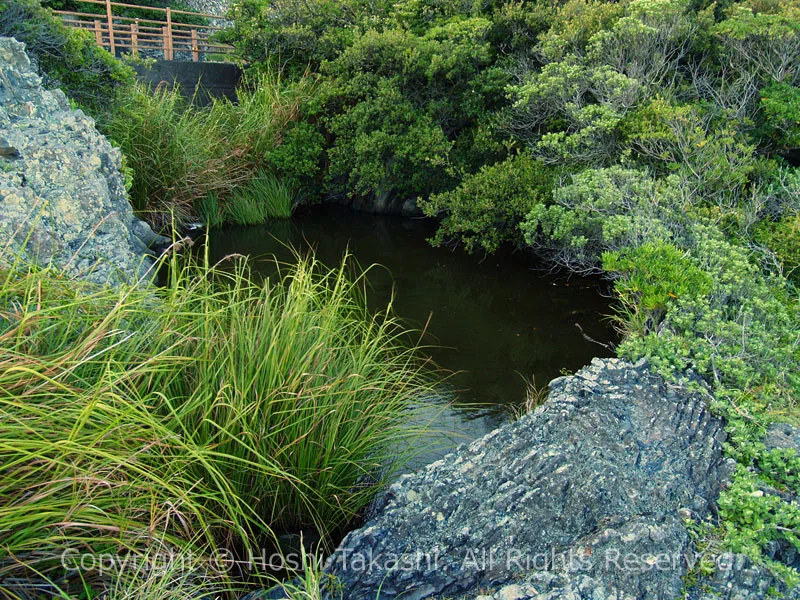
[0,37,151,285]
[182,0,229,18]
[324,358,731,600]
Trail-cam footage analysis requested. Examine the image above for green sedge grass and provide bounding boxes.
[0,247,434,596]
[101,68,314,229]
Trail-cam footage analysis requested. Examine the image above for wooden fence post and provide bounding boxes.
[94,19,103,48]
[105,0,116,55]
[191,29,199,62]
[162,25,169,59]
[131,20,139,56]
[165,7,173,60]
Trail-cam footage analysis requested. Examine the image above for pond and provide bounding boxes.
[205,205,617,461]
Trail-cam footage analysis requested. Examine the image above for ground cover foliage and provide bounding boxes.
[216,0,800,589]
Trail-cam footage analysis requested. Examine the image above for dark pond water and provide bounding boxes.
[205,205,617,457]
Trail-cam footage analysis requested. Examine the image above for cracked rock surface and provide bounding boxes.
[0,37,151,285]
[323,358,730,600]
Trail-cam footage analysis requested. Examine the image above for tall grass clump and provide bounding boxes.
[226,171,294,225]
[197,193,227,228]
[103,82,244,226]
[210,69,315,160]
[225,185,270,226]
[102,70,315,229]
[168,251,432,536]
[0,250,432,597]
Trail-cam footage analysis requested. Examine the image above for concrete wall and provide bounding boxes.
[133,60,242,105]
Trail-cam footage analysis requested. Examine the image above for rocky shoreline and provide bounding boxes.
[321,358,728,599]
[316,358,798,600]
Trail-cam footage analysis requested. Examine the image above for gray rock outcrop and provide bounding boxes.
[0,37,153,285]
[181,0,230,19]
[765,422,800,455]
[323,358,730,600]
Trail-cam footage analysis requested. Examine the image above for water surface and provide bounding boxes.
[206,206,616,453]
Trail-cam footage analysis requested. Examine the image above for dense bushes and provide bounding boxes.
[220,0,800,587]
[0,253,432,597]
[222,0,514,206]
[755,213,800,283]
[420,152,551,253]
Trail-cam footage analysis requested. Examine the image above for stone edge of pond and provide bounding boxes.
[288,357,796,600]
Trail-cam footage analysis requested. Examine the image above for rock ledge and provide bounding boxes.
[324,358,730,600]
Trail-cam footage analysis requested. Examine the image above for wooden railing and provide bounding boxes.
[53,0,235,61]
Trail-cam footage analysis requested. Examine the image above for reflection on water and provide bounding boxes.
[205,205,617,457]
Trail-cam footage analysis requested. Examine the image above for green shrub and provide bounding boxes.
[712,2,800,88]
[535,0,629,62]
[420,152,551,253]
[264,121,325,200]
[717,466,800,586]
[759,82,800,152]
[219,0,373,74]
[619,225,800,398]
[603,241,712,334]
[521,167,684,273]
[754,213,800,283]
[323,77,454,200]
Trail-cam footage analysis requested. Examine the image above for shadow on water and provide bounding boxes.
[205,205,618,461]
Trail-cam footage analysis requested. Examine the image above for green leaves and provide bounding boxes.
[420,151,550,252]
[603,241,711,331]
[759,82,800,151]
[520,166,681,272]
[717,466,800,585]
[324,78,453,198]
[754,211,800,283]
[712,3,800,86]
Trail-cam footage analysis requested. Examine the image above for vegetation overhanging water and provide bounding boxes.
[1,0,800,594]
[206,205,617,454]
